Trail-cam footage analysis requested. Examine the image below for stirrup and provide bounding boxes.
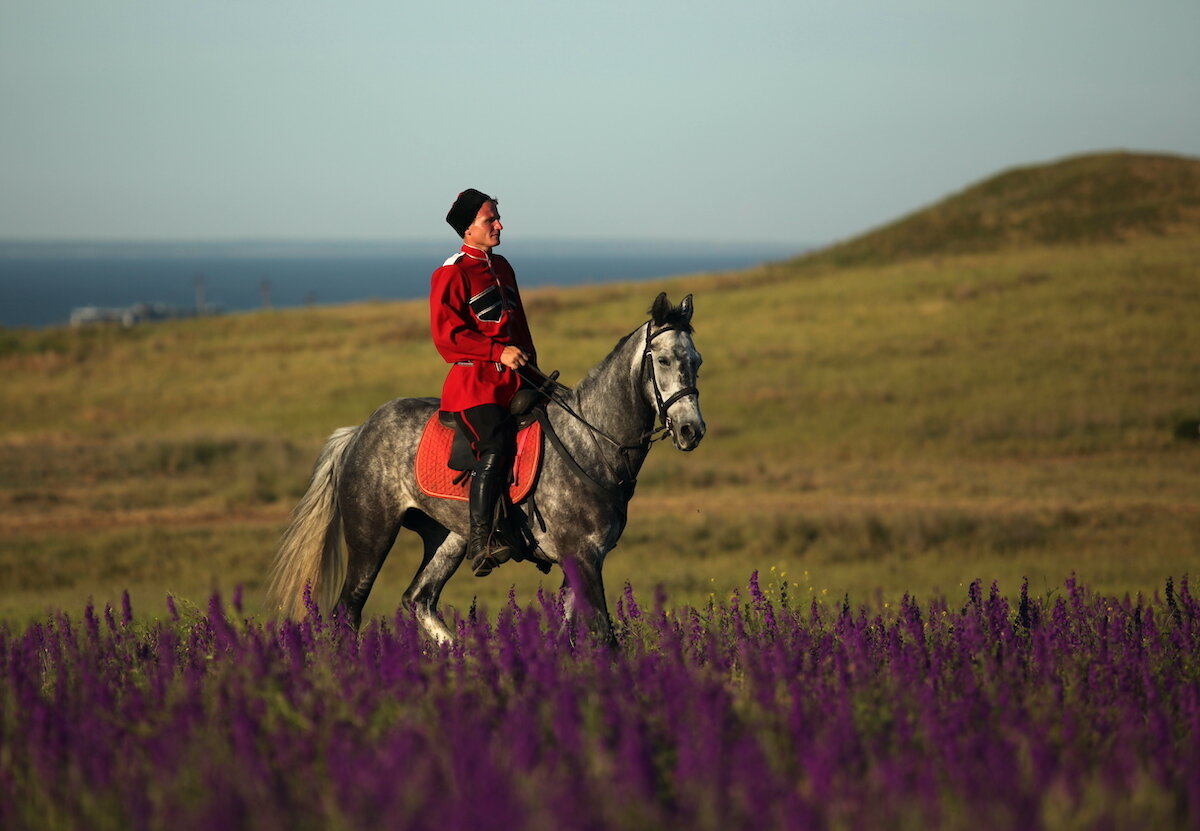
[470,531,515,578]
[472,552,499,578]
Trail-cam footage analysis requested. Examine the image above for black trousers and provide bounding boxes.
[453,404,516,464]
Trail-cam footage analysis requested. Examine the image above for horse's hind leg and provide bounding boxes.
[337,505,403,631]
[402,510,466,644]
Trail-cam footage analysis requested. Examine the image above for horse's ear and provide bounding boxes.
[679,294,694,323]
[650,292,671,325]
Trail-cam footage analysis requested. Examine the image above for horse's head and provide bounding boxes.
[643,292,706,451]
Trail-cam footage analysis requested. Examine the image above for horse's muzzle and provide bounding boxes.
[672,417,706,452]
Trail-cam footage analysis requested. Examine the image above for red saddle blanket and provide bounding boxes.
[415,413,543,503]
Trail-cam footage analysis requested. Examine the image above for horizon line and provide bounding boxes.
[0,237,814,260]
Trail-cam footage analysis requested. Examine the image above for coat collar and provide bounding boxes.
[460,243,492,263]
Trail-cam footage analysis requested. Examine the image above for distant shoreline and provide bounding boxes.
[0,239,804,330]
[0,237,807,260]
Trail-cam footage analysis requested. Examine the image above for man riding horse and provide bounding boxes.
[430,189,536,579]
[270,191,705,641]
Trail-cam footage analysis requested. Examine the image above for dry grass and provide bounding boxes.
[1,234,1198,625]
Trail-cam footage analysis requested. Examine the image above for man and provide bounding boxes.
[430,189,537,577]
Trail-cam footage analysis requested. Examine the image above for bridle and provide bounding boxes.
[639,321,701,447]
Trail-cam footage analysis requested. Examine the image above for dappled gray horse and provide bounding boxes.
[268,293,705,643]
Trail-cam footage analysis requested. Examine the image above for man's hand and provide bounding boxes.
[499,345,529,370]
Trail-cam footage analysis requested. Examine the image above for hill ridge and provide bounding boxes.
[805,150,1200,266]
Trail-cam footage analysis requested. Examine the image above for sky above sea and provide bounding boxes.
[2,1,1198,247]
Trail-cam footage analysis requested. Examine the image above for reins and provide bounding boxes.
[519,366,642,455]
[517,321,700,500]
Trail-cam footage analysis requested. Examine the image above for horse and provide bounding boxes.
[267,292,705,644]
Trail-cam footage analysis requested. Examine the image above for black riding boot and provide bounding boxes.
[466,451,515,577]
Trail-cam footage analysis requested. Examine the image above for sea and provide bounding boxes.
[0,239,802,330]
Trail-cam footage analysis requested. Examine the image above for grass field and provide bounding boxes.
[2,228,1196,627]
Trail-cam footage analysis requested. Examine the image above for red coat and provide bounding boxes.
[429,244,537,412]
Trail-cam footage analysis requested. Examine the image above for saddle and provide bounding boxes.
[414,411,543,503]
[415,368,562,503]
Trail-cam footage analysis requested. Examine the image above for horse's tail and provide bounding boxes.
[267,425,360,619]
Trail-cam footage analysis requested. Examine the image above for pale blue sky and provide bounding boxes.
[2,1,1197,247]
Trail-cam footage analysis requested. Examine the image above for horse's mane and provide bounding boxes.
[572,294,693,399]
[573,329,639,397]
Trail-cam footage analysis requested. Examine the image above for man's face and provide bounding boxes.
[463,201,503,251]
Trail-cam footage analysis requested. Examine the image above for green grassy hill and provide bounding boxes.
[807,151,1200,266]
[2,152,1197,624]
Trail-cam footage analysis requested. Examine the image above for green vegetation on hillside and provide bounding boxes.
[809,151,1200,266]
[2,153,1198,625]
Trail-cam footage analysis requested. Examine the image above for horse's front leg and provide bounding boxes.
[560,550,616,647]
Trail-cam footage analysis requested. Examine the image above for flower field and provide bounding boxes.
[3,575,1198,830]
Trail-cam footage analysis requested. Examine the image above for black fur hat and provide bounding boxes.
[445,188,495,237]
